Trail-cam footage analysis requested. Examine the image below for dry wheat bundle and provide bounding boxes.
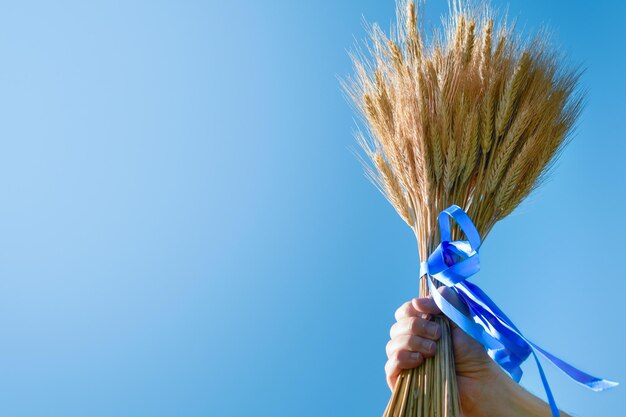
[340,0,587,415]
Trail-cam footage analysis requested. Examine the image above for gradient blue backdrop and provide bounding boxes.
[0,1,623,416]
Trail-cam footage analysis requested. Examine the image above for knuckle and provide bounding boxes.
[398,334,412,350]
[389,321,399,339]
[391,349,403,362]
[384,361,394,379]
[410,317,425,335]
[384,359,392,373]
[394,302,409,320]
[385,357,398,376]
[385,339,394,357]
[408,317,418,333]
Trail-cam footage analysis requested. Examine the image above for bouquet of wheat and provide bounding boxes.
[341,1,617,416]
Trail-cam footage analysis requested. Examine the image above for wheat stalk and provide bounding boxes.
[340,0,584,415]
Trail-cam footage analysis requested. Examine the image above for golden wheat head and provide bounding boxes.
[340,0,584,255]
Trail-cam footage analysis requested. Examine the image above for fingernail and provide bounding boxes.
[423,341,436,354]
[410,352,420,361]
[427,322,441,338]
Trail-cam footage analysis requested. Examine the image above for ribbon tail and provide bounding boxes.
[457,281,619,392]
[531,351,560,417]
[529,341,619,392]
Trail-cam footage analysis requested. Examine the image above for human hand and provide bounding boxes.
[385,288,570,417]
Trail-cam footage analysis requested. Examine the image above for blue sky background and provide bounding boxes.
[0,1,624,416]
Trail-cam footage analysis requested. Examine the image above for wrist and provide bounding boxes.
[460,362,511,417]
[462,367,570,417]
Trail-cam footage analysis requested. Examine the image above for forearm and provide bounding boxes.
[498,378,571,417]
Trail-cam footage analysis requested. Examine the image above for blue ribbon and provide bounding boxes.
[419,205,618,417]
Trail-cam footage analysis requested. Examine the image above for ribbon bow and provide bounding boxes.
[419,205,618,417]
